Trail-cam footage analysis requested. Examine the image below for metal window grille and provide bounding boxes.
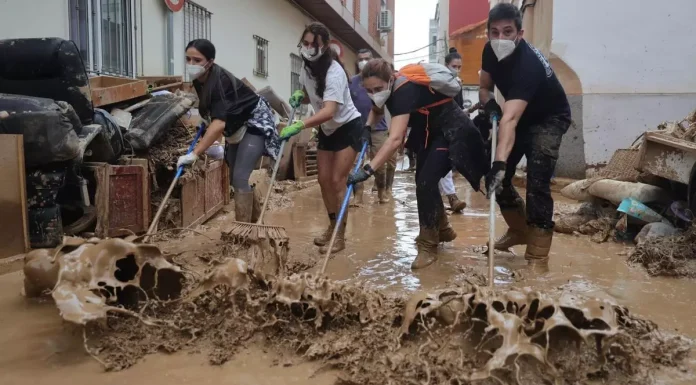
[68,0,137,77]
[253,35,269,78]
[184,1,212,45]
[290,54,307,115]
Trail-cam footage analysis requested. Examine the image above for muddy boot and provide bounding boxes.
[385,163,395,195]
[446,194,467,213]
[313,219,336,247]
[412,228,439,270]
[490,203,528,251]
[250,186,262,223]
[372,185,377,193]
[524,226,553,263]
[353,183,365,205]
[234,191,254,223]
[377,188,391,204]
[438,211,457,243]
[319,217,346,254]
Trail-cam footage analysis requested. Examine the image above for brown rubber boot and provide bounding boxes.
[385,163,395,195]
[313,218,336,247]
[524,226,553,263]
[438,211,457,243]
[490,203,528,251]
[447,194,467,213]
[412,228,439,270]
[250,186,262,223]
[374,167,390,203]
[234,191,254,223]
[319,217,346,254]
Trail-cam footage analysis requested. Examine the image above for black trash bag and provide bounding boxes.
[0,38,93,124]
[0,93,81,168]
[126,93,196,151]
[93,109,125,161]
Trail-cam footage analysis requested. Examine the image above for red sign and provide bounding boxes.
[329,39,343,58]
[165,0,185,12]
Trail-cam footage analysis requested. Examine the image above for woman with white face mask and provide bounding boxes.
[347,59,488,270]
[280,22,365,254]
[178,39,281,224]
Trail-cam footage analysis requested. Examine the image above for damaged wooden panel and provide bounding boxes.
[180,160,229,228]
[638,131,696,184]
[0,134,29,259]
[137,76,184,93]
[85,160,149,237]
[89,76,147,107]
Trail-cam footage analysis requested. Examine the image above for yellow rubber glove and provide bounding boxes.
[280,120,305,140]
[289,90,305,108]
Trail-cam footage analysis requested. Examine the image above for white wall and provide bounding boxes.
[552,0,696,169]
[140,0,169,76]
[0,0,70,40]
[436,0,449,64]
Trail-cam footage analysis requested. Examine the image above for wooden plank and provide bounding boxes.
[121,158,150,226]
[181,172,206,228]
[645,131,696,153]
[84,163,109,238]
[89,76,147,107]
[108,165,146,236]
[293,143,308,179]
[0,134,29,259]
[297,175,317,182]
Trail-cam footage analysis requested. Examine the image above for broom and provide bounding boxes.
[224,109,296,278]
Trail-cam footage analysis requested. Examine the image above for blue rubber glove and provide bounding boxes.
[280,120,305,140]
[347,164,374,186]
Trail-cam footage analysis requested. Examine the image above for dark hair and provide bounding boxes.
[186,39,216,60]
[445,47,461,65]
[487,3,522,32]
[300,22,348,98]
[360,58,394,83]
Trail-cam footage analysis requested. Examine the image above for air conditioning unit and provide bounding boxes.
[378,10,393,32]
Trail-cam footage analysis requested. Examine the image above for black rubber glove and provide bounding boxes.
[361,125,372,145]
[486,161,506,198]
[484,99,503,121]
[347,164,374,186]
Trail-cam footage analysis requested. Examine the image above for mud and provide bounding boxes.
[554,200,618,243]
[629,225,696,278]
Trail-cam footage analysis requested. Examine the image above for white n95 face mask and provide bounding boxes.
[491,39,517,61]
[358,59,368,71]
[186,64,206,80]
[301,46,323,62]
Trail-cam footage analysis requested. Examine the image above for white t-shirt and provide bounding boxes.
[300,61,361,135]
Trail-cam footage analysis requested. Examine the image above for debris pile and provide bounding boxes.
[22,238,692,383]
[656,108,696,141]
[629,224,696,277]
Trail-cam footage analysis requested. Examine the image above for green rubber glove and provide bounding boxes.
[289,90,305,108]
[280,120,305,140]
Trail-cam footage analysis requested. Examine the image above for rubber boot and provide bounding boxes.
[447,194,467,213]
[385,163,395,195]
[234,191,254,223]
[438,211,457,242]
[250,186,262,223]
[490,203,528,251]
[524,226,553,263]
[407,152,416,172]
[412,228,439,270]
[313,219,336,247]
[319,217,346,254]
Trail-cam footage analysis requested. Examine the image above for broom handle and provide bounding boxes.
[319,140,370,275]
[145,122,205,242]
[257,108,297,224]
[488,116,498,288]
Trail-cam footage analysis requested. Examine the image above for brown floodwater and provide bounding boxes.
[1,168,695,384]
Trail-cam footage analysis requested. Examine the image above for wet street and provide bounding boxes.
[1,166,695,384]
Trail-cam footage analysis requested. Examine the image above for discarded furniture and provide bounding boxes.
[292,143,318,182]
[89,76,147,107]
[0,134,29,258]
[178,160,230,228]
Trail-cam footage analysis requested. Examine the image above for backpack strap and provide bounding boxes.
[393,75,409,92]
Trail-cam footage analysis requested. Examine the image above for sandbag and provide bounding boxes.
[0,93,80,168]
[126,93,195,150]
[560,178,596,201]
[0,38,93,124]
[635,222,679,245]
[588,180,669,205]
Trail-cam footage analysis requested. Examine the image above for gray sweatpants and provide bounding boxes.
[225,132,265,192]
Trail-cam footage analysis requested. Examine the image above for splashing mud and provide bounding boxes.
[24,238,691,383]
[629,225,696,278]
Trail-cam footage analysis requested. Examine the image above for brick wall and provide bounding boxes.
[353,0,360,21]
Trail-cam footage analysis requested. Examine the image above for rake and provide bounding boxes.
[223,109,295,278]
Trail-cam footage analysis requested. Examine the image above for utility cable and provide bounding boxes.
[393,39,444,56]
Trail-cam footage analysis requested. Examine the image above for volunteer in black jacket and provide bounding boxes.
[348,59,487,270]
[479,4,571,264]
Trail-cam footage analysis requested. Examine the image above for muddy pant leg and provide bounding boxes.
[525,120,565,228]
[415,137,452,229]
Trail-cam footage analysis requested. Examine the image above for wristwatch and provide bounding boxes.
[363,164,375,175]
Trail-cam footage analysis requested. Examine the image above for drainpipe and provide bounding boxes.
[167,10,174,75]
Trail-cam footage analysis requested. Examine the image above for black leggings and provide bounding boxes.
[497,115,569,229]
[415,136,452,229]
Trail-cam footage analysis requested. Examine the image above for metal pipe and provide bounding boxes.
[167,10,174,75]
[131,0,137,76]
[95,0,103,74]
[87,0,94,72]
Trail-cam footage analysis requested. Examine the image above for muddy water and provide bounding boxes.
[1,169,696,384]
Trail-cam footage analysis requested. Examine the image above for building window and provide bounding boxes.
[69,0,137,77]
[290,54,307,114]
[184,1,212,44]
[253,35,269,78]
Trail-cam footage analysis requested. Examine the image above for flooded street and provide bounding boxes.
[1,168,695,384]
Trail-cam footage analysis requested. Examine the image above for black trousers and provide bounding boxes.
[497,115,570,229]
[415,136,452,229]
